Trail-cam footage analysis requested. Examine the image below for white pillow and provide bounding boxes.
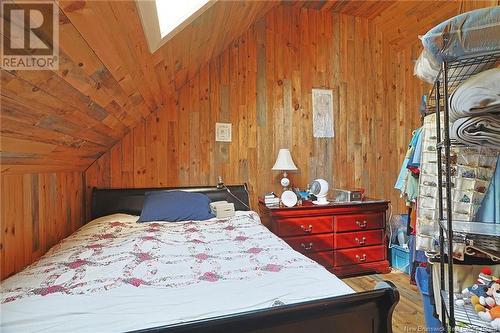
[414,49,440,84]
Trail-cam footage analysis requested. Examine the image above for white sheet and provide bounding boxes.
[449,68,500,123]
[450,114,500,148]
[1,212,353,333]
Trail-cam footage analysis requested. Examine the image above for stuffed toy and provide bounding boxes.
[454,268,500,330]
[477,280,500,330]
[457,268,493,308]
[457,268,500,310]
[482,281,500,309]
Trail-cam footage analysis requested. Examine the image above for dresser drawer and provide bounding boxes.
[334,230,384,249]
[285,234,334,253]
[276,216,333,237]
[307,251,334,268]
[334,213,384,233]
[334,245,385,267]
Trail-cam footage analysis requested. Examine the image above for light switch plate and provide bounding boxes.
[215,123,232,142]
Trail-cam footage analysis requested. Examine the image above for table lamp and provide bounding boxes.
[272,149,298,191]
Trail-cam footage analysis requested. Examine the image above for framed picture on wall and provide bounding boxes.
[215,122,232,142]
[312,88,334,138]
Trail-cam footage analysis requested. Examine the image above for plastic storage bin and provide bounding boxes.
[390,244,410,274]
[415,266,443,332]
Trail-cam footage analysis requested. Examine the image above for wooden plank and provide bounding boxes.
[178,83,190,185]
[189,76,201,185]
[198,64,211,185]
[256,18,267,128]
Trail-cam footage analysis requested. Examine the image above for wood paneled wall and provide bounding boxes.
[86,7,397,212]
[86,2,497,214]
[0,172,84,280]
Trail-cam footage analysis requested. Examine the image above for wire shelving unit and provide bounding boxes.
[427,49,500,332]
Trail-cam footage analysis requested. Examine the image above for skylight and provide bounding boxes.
[155,0,210,38]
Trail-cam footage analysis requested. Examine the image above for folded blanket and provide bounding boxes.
[451,114,500,148]
[449,68,500,122]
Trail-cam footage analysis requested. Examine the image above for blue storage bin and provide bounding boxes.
[415,267,443,332]
[390,244,410,274]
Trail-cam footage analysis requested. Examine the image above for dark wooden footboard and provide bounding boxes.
[131,281,399,333]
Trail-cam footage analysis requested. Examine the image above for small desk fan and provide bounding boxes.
[310,179,329,205]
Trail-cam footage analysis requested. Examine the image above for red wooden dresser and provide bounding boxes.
[258,199,391,277]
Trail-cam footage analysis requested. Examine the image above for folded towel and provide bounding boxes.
[449,68,500,122]
[450,114,500,148]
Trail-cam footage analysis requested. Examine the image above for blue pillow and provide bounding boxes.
[138,191,215,222]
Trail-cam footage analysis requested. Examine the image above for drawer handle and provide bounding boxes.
[356,220,368,229]
[355,236,366,245]
[300,224,313,233]
[356,254,367,262]
[301,242,313,251]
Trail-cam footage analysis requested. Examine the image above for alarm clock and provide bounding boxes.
[281,190,298,207]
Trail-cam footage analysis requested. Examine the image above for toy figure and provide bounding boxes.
[477,281,500,330]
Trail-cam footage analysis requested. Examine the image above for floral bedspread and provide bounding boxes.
[1,212,353,333]
[2,212,321,302]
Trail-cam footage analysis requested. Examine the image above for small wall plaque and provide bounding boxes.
[215,123,232,142]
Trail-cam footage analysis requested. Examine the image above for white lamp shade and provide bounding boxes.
[272,149,298,171]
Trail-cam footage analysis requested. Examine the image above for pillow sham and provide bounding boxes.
[138,191,215,222]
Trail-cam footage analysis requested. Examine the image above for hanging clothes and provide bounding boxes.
[408,128,424,173]
[395,127,423,204]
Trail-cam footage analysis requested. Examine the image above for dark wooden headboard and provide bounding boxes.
[91,184,250,220]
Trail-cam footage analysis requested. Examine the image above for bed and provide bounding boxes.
[0,185,399,333]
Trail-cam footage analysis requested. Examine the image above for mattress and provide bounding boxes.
[0,212,354,333]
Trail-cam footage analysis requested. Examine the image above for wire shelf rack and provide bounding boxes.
[429,48,500,333]
[441,291,499,332]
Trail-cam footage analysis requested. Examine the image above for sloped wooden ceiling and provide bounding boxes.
[0,0,277,174]
[2,0,498,174]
